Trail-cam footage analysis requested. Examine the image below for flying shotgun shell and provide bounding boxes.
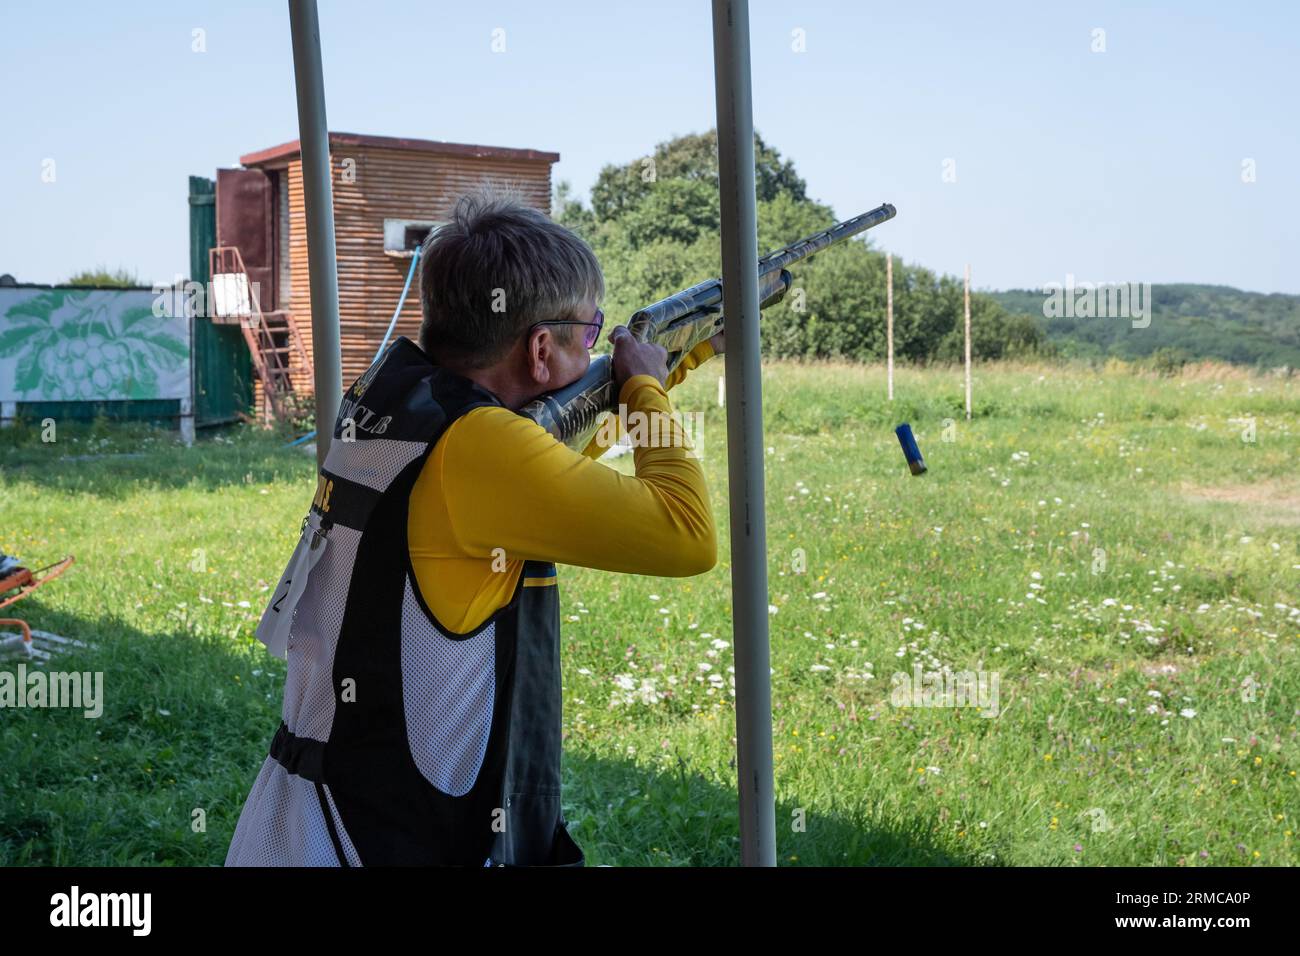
[895,423,927,476]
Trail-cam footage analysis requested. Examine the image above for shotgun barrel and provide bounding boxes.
[519,202,897,451]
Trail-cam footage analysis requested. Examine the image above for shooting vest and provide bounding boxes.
[225,336,584,867]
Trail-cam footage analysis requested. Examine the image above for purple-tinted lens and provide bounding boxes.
[586,310,604,348]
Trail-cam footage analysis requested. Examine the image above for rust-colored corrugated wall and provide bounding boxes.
[245,134,555,417]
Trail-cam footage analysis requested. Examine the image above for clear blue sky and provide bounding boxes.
[1,0,1296,293]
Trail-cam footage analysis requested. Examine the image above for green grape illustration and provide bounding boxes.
[9,290,180,401]
[44,330,137,398]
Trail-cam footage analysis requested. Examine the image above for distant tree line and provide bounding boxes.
[990,285,1300,370]
[65,267,143,288]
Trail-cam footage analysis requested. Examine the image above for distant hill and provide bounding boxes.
[988,284,1300,368]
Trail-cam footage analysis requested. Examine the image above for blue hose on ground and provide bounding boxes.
[285,246,422,447]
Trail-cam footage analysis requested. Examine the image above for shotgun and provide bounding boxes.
[518,202,897,451]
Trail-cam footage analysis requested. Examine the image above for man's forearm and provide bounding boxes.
[443,378,717,577]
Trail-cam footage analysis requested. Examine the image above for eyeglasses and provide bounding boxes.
[529,308,605,350]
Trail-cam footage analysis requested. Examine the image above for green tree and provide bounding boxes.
[66,267,142,288]
[590,129,808,222]
[560,131,1046,363]
[620,178,720,249]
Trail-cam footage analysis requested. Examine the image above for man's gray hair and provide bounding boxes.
[417,183,604,368]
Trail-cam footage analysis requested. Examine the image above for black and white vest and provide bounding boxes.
[225,336,584,867]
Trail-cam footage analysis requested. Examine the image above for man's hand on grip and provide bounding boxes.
[610,325,669,392]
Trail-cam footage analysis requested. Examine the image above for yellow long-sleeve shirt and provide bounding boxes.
[407,339,718,634]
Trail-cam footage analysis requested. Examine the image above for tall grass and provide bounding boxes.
[1,359,1296,865]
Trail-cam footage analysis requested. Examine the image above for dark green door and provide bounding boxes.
[189,175,252,426]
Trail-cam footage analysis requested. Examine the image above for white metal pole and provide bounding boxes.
[712,0,776,868]
[289,0,342,468]
[181,294,195,446]
[964,263,972,421]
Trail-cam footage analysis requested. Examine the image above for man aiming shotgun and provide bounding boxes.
[226,186,722,866]
[225,185,896,867]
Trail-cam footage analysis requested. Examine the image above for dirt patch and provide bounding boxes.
[1180,481,1300,526]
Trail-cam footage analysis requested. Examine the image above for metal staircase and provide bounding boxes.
[209,246,311,422]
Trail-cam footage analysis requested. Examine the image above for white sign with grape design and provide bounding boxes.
[0,288,190,402]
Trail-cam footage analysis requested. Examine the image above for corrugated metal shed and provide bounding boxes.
[231,131,558,414]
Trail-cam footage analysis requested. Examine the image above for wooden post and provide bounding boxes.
[886,252,894,401]
[964,263,972,421]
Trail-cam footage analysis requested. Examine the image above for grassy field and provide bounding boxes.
[1,358,1297,866]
